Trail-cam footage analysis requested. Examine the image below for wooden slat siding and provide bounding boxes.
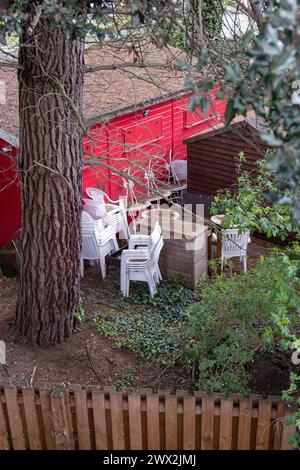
[187,121,269,197]
[0,391,9,449]
[219,399,233,450]
[4,386,26,450]
[22,388,42,450]
[146,394,160,450]
[280,404,296,450]
[189,145,265,163]
[128,394,142,450]
[92,390,108,450]
[183,396,195,450]
[110,392,125,450]
[189,159,259,177]
[255,400,272,450]
[194,138,267,155]
[74,388,91,450]
[201,397,214,450]
[50,389,71,450]
[237,399,252,450]
[165,396,178,450]
[188,158,260,175]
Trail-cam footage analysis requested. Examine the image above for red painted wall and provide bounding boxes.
[83,88,226,200]
[0,139,21,246]
[0,88,226,247]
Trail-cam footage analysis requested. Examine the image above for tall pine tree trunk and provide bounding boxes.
[14,14,84,345]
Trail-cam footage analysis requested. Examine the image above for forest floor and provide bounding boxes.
[0,237,290,396]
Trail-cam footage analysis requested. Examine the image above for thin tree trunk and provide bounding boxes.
[198,0,205,49]
[14,14,84,345]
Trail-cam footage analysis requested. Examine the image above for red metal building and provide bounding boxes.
[0,92,225,250]
[82,88,226,199]
[0,88,226,247]
[0,43,226,248]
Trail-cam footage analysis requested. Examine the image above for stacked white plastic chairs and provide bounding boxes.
[84,187,129,241]
[120,222,164,297]
[81,211,118,278]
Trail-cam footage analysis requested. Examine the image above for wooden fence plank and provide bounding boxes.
[237,400,252,450]
[22,388,42,450]
[50,389,71,450]
[128,394,142,450]
[280,405,296,450]
[92,391,107,450]
[273,402,284,450]
[256,400,272,450]
[201,397,214,450]
[74,389,91,450]
[219,399,233,450]
[39,388,55,450]
[4,386,26,450]
[146,394,160,450]
[0,394,9,450]
[110,392,125,450]
[64,389,75,450]
[165,396,178,450]
[183,396,195,450]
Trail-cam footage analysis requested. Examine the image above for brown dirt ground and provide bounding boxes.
[0,238,290,395]
[0,273,192,391]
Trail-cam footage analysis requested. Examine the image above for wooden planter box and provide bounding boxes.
[138,218,210,289]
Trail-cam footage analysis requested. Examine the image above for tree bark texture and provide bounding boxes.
[14,12,84,345]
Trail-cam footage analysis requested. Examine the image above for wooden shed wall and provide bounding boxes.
[186,123,269,196]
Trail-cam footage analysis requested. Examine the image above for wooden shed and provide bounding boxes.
[183,119,269,212]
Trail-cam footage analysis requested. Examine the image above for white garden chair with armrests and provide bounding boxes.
[81,212,118,278]
[84,187,129,241]
[220,228,251,273]
[120,223,164,297]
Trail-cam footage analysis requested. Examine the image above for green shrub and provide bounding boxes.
[210,154,299,240]
[188,248,300,395]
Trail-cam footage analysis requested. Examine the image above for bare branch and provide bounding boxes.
[85,61,179,74]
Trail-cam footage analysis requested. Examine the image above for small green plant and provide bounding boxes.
[188,247,300,395]
[282,372,300,449]
[74,297,85,325]
[116,368,136,390]
[93,279,199,365]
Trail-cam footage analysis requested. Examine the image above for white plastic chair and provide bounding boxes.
[219,228,251,273]
[169,157,187,184]
[84,187,129,240]
[81,212,118,278]
[120,223,164,297]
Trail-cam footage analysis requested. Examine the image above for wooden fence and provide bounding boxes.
[0,383,296,450]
